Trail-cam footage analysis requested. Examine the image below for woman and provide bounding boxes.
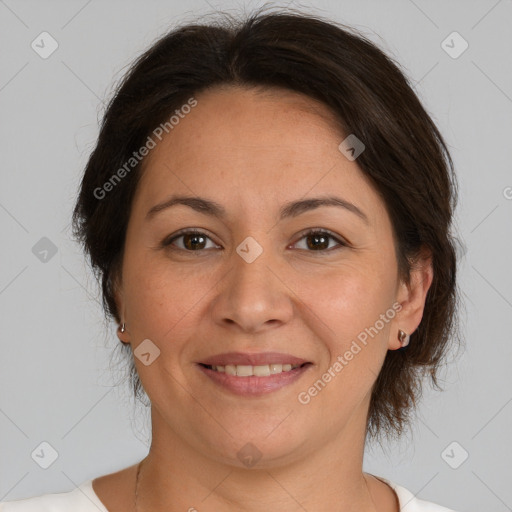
[0,8,461,512]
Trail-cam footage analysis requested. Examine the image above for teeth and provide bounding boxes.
[210,363,301,376]
[254,364,270,376]
[270,363,282,374]
[225,364,236,376]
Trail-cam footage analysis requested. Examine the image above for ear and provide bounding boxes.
[389,245,433,350]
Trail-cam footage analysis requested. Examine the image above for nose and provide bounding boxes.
[210,243,294,334]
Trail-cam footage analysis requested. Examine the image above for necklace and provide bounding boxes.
[134,460,377,512]
[134,460,143,512]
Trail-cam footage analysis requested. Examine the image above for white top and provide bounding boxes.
[0,475,457,511]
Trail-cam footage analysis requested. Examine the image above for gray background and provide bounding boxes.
[1,1,511,511]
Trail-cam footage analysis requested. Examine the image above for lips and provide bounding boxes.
[196,352,312,396]
[198,363,311,396]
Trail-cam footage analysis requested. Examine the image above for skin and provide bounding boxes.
[93,85,433,511]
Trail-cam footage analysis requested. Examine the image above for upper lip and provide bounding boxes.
[199,352,309,367]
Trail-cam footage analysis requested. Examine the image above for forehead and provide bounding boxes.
[132,86,386,226]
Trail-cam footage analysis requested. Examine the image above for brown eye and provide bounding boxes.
[164,230,219,251]
[293,229,346,252]
[164,228,346,253]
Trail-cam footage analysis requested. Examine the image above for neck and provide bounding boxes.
[134,407,378,512]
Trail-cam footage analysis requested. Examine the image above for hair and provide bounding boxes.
[71,6,462,446]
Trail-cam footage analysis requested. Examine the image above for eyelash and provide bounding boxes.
[162,228,348,254]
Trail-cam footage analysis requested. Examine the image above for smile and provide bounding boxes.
[197,362,312,396]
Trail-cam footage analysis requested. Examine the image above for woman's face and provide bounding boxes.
[115,86,425,467]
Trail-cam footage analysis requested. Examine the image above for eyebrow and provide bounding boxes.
[145,194,369,224]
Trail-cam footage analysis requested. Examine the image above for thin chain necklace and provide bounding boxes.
[134,460,143,512]
[134,460,378,512]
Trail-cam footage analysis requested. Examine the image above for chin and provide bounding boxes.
[202,422,314,470]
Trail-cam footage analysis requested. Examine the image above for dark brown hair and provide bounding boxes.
[72,7,462,445]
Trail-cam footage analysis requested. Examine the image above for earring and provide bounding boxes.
[398,329,410,348]
[120,322,126,333]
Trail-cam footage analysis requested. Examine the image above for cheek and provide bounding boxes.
[122,253,208,342]
[294,270,396,413]
[289,266,397,401]
[121,260,205,394]
[295,262,396,338]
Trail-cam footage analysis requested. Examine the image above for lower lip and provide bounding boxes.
[197,364,312,396]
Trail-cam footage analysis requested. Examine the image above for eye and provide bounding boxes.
[162,228,347,253]
[163,229,220,251]
[291,228,347,252]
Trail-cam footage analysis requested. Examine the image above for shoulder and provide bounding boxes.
[0,480,108,512]
[375,475,458,512]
